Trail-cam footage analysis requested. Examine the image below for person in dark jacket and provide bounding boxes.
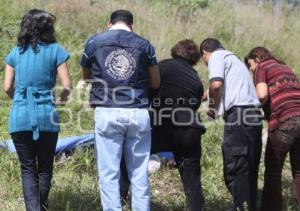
[80,10,160,211]
[121,39,206,211]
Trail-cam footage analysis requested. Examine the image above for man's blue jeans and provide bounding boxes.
[94,107,151,211]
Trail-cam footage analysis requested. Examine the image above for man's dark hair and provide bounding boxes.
[171,39,200,66]
[199,38,224,57]
[110,10,133,25]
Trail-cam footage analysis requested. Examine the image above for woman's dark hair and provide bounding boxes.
[110,10,133,25]
[199,38,224,57]
[18,9,56,53]
[171,39,200,66]
[244,47,285,68]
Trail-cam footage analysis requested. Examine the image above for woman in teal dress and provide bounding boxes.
[3,9,72,211]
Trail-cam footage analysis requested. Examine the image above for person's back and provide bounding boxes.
[255,59,300,130]
[152,40,205,210]
[9,44,65,88]
[83,29,155,108]
[158,58,203,110]
[7,43,69,134]
[80,10,160,211]
[208,49,259,112]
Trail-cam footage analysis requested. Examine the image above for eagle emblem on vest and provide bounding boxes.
[105,49,136,80]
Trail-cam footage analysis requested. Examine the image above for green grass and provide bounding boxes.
[0,124,297,210]
[0,0,300,210]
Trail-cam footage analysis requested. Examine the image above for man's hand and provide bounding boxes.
[207,80,223,120]
[202,90,209,102]
[207,109,216,120]
[82,67,92,81]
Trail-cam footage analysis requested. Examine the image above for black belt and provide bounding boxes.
[224,105,261,120]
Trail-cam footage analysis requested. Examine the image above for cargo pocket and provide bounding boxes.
[222,145,250,205]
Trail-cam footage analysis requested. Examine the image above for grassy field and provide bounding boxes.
[0,0,300,210]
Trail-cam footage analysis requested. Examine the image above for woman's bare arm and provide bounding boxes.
[4,64,15,98]
[57,62,72,104]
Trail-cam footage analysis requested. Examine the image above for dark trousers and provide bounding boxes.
[11,131,58,211]
[261,116,300,211]
[223,107,262,211]
[120,122,205,211]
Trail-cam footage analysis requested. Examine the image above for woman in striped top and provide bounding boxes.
[245,47,300,211]
[3,9,72,211]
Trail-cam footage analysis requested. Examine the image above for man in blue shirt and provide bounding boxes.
[80,10,160,211]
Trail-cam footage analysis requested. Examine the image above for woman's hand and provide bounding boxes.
[56,89,71,105]
[57,62,72,105]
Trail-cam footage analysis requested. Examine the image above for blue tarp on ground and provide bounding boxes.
[0,134,174,159]
[0,133,95,154]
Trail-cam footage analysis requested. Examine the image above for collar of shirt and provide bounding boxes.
[208,49,234,68]
[109,23,132,32]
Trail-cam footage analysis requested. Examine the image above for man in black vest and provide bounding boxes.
[80,10,160,211]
